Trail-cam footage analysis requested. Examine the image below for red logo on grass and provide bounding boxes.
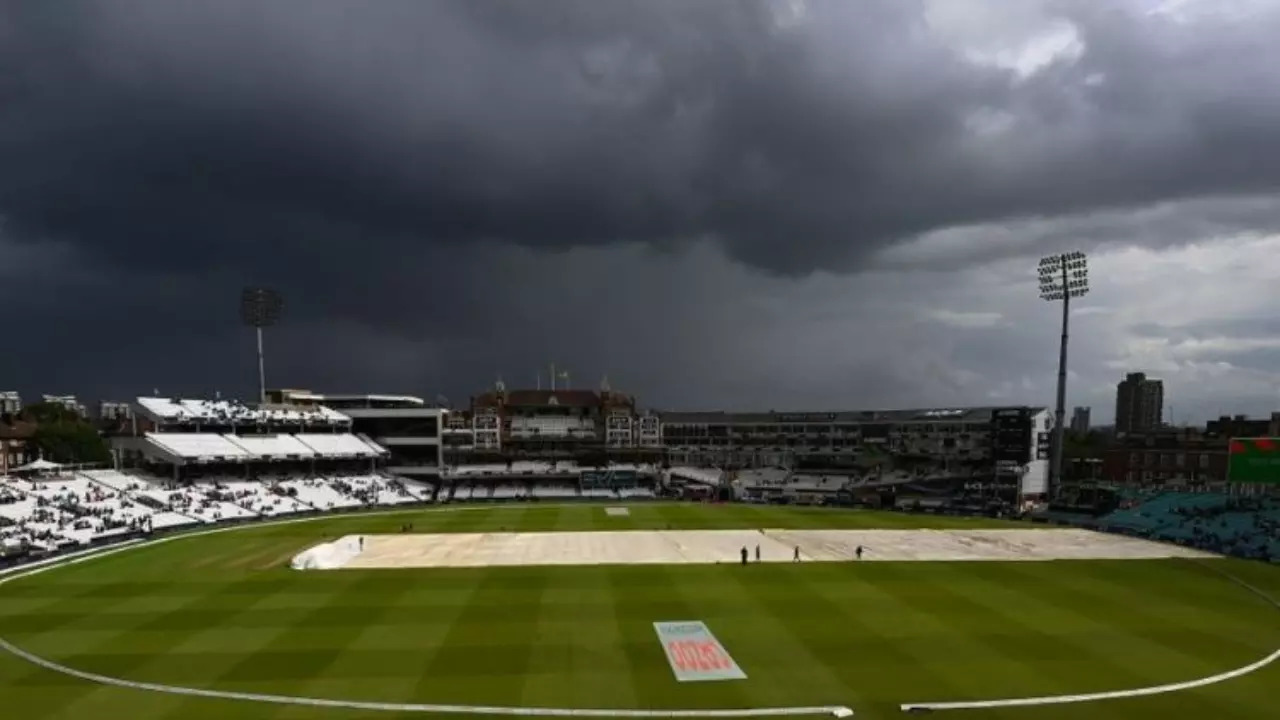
[666,640,733,672]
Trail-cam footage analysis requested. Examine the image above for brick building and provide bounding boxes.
[0,419,37,475]
[1101,427,1228,486]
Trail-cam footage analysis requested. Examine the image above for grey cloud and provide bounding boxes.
[877,194,1280,271]
[1129,317,1280,341]
[7,0,1280,285]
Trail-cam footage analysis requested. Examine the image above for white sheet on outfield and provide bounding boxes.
[291,535,364,570]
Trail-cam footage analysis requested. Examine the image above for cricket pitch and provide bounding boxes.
[295,528,1215,570]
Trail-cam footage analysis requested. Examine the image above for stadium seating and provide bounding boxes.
[274,478,363,510]
[435,462,661,503]
[132,483,256,523]
[144,432,386,463]
[218,481,312,516]
[0,466,423,553]
[146,433,253,461]
[532,483,579,499]
[735,468,792,486]
[446,464,510,478]
[667,467,724,485]
[0,474,191,550]
[617,486,656,499]
[509,416,596,438]
[1097,491,1279,561]
[490,483,525,499]
[136,397,349,426]
[442,461,610,479]
[294,433,386,458]
[226,434,317,459]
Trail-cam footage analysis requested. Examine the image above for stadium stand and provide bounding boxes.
[617,484,656,499]
[667,467,724,485]
[142,432,385,463]
[0,466,424,556]
[1,392,664,564]
[532,483,579,499]
[226,434,318,459]
[295,433,386,458]
[145,433,254,461]
[136,397,349,426]
[735,468,792,486]
[1097,491,1280,562]
[509,416,597,438]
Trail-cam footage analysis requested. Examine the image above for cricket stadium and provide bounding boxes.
[1,389,1277,720]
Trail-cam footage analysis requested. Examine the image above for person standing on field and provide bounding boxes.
[793,545,801,562]
[740,546,748,565]
[855,545,863,560]
[755,544,761,562]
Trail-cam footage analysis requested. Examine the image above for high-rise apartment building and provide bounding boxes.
[1114,373,1163,435]
[1070,406,1091,434]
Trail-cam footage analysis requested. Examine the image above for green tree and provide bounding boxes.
[21,402,111,464]
[1064,429,1110,458]
[19,402,82,425]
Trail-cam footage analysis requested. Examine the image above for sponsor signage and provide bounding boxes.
[1227,438,1280,485]
[775,413,837,423]
[1036,432,1051,460]
[653,621,747,682]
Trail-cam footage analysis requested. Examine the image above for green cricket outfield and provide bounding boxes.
[0,502,1276,720]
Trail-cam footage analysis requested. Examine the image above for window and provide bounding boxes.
[1199,454,1210,469]
[1176,453,1185,467]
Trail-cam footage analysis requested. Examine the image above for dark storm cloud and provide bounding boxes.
[6,0,1280,409]
[7,0,1280,288]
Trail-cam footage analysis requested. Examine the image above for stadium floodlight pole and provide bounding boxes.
[1038,251,1089,502]
[239,287,284,406]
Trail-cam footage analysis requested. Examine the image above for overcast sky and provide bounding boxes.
[3,0,1280,423]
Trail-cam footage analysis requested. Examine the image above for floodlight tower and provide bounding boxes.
[239,287,283,406]
[1038,251,1089,499]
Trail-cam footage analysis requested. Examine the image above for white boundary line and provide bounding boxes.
[900,559,1280,713]
[900,649,1280,713]
[0,503,853,718]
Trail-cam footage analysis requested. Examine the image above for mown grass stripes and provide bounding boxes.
[1,502,1277,720]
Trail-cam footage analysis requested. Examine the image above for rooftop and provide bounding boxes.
[656,406,1046,424]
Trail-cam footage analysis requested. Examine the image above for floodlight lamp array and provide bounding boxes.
[240,287,284,328]
[1037,251,1089,300]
